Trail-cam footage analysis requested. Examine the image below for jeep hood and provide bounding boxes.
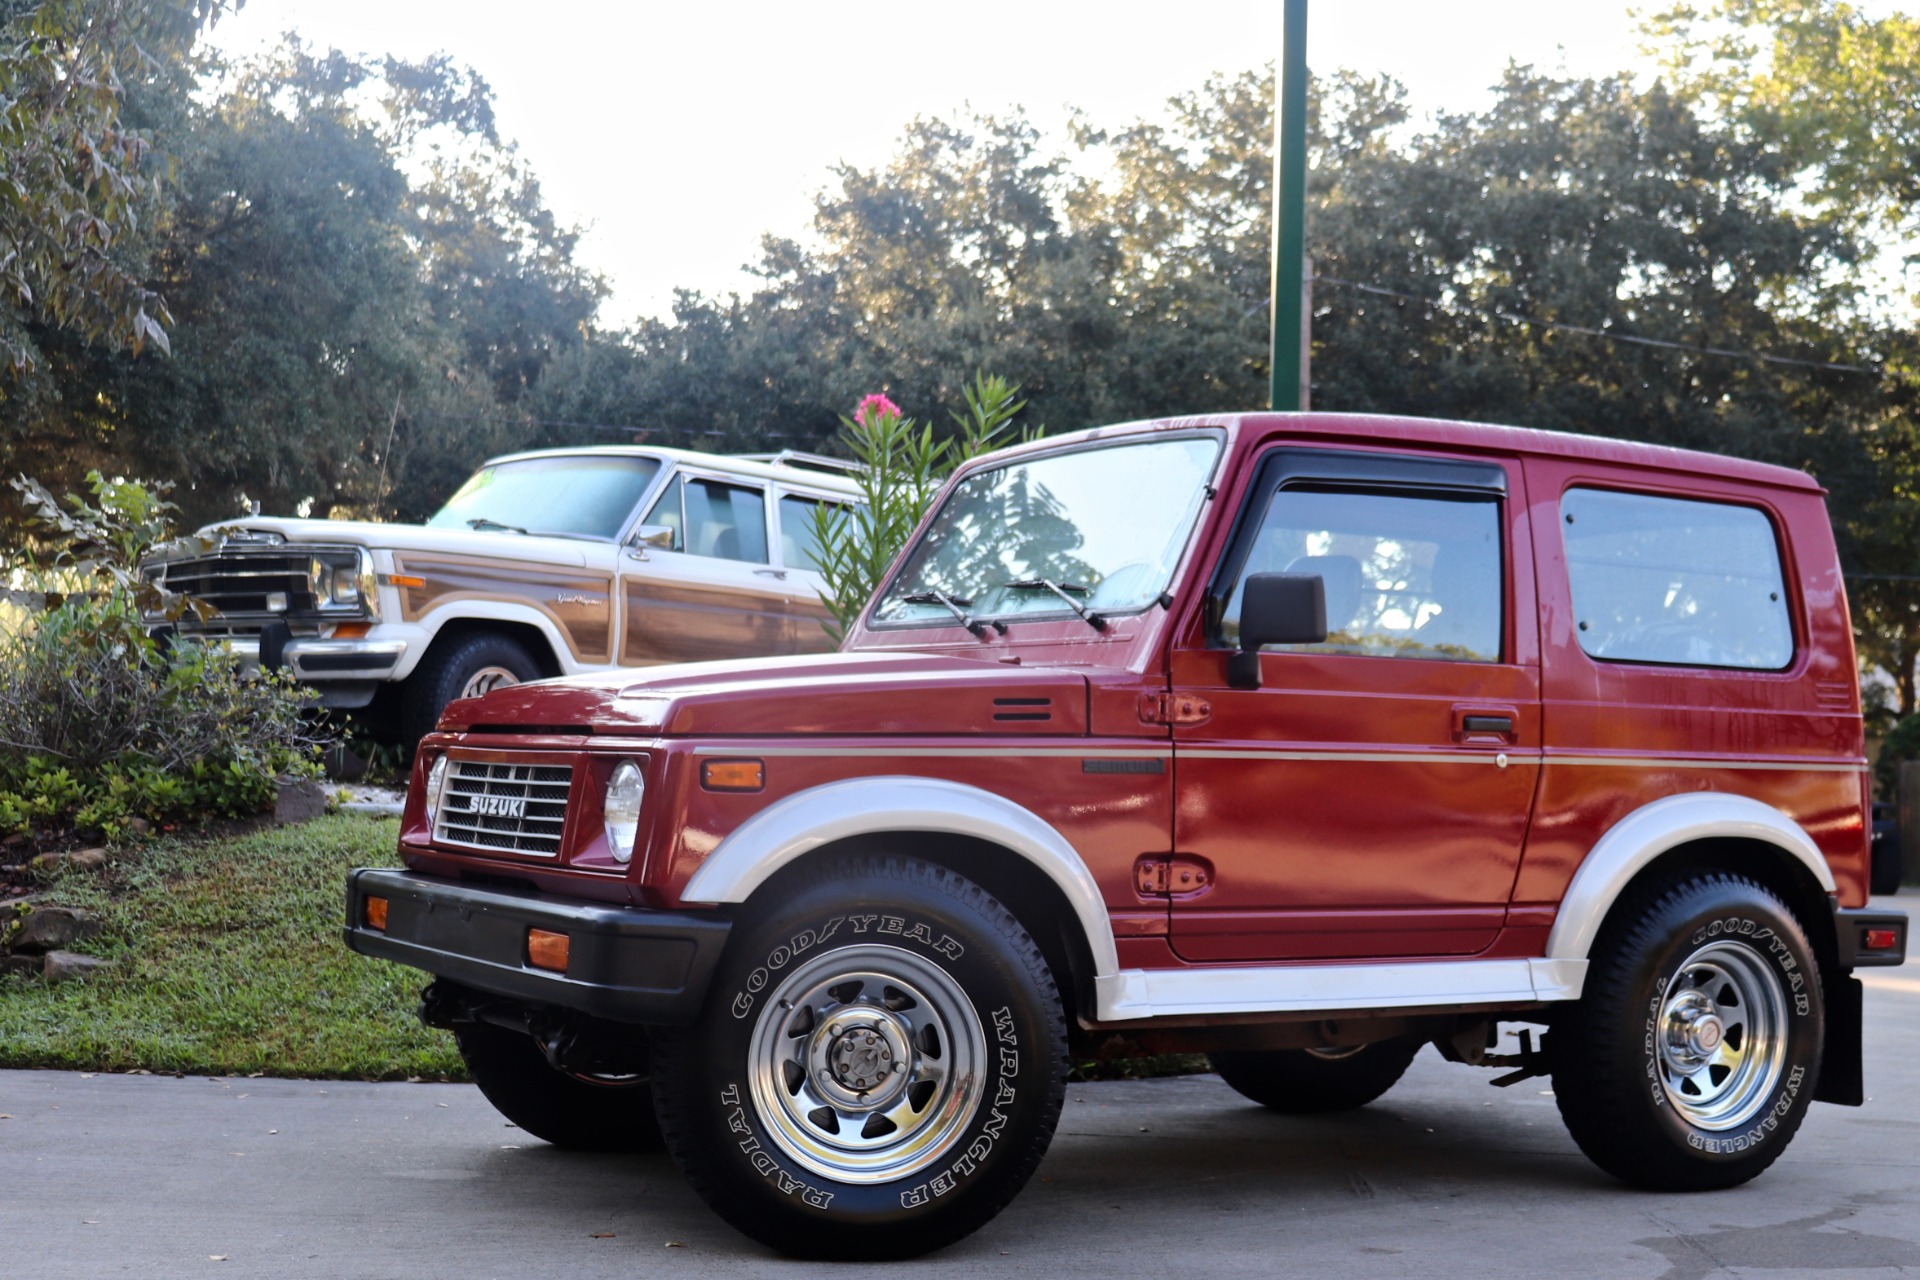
[439,652,1092,737]
[176,517,594,569]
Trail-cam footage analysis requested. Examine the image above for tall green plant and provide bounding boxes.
[808,373,1034,643]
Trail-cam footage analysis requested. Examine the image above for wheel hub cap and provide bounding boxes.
[1654,939,1789,1131]
[815,1015,912,1107]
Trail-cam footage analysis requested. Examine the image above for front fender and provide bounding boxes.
[679,774,1119,980]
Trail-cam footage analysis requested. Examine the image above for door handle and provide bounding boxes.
[1461,715,1512,734]
[754,568,788,580]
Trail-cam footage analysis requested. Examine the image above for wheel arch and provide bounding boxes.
[412,614,565,681]
[1546,792,1838,967]
[680,776,1116,1019]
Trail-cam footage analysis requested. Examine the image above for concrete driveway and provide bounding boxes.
[4,922,1916,1279]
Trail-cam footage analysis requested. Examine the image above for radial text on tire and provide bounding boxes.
[649,855,1069,1260]
[1548,872,1824,1191]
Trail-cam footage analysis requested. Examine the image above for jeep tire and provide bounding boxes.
[1208,1036,1423,1113]
[649,855,1068,1259]
[1549,873,1823,1190]
[454,1022,661,1152]
[399,632,542,749]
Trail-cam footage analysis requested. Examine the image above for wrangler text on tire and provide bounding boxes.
[649,855,1068,1260]
[1548,872,1823,1190]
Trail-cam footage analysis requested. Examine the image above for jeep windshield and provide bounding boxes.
[427,455,664,541]
[872,434,1221,627]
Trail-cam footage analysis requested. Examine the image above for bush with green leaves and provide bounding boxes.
[0,471,327,842]
[807,373,1037,642]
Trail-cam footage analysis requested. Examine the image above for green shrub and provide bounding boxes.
[0,472,327,840]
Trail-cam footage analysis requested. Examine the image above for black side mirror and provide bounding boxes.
[1227,573,1328,690]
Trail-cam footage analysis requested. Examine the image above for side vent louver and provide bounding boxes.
[992,697,1052,723]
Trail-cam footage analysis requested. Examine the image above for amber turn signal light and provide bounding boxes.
[701,759,765,792]
[364,896,388,931]
[527,928,571,973]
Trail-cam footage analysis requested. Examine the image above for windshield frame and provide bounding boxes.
[426,452,672,544]
[864,427,1227,633]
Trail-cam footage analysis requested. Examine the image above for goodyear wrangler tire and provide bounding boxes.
[1548,873,1823,1191]
[650,855,1068,1259]
[1207,1036,1422,1113]
[453,1022,661,1152]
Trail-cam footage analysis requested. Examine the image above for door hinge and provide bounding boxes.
[1137,692,1211,726]
[1134,854,1213,898]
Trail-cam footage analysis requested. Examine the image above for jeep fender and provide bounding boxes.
[395,600,574,681]
[1545,791,1836,967]
[679,775,1120,980]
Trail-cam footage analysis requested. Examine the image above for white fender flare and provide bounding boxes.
[1545,791,1836,965]
[679,775,1120,979]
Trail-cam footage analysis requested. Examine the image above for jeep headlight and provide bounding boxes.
[423,755,450,830]
[604,760,645,865]
[309,549,376,614]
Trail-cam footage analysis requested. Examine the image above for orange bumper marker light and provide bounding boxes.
[364,896,388,931]
[527,928,571,973]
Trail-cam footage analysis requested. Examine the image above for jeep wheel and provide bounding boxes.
[398,632,542,748]
[1549,873,1823,1190]
[1207,1037,1422,1113]
[650,855,1067,1260]
[454,1022,661,1152]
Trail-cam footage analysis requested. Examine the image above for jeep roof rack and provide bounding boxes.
[735,450,866,477]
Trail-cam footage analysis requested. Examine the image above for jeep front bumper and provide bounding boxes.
[344,867,731,1026]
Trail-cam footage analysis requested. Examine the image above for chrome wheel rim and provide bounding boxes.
[747,944,986,1183]
[1304,1044,1367,1061]
[1656,939,1789,1131]
[458,665,521,700]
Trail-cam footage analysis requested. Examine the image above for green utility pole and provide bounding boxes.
[1269,0,1309,411]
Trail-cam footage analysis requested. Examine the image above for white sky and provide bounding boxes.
[207,1,1664,323]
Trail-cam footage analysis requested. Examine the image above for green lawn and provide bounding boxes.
[0,812,463,1079]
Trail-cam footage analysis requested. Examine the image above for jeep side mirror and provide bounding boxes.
[1227,573,1328,690]
[626,524,677,558]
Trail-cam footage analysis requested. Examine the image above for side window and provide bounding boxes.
[1223,487,1503,662]
[643,477,770,563]
[778,494,845,573]
[1562,488,1792,669]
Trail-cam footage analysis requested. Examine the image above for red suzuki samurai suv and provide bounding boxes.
[346,412,1908,1259]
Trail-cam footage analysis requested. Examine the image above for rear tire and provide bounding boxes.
[1548,873,1823,1190]
[455,1022,661,1152]
[398,632,542,748]
[650,855,1067,1260]
[1207,1037,1422,1113]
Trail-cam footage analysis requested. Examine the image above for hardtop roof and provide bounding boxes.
[477,444,863,496]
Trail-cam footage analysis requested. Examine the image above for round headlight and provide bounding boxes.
[604,760,645,865]
[424,755,449,830]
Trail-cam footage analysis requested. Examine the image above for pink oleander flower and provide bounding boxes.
[854,393,901,426]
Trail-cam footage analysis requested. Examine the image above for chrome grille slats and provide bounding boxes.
[434,760,573,858]
[158,550,318,619]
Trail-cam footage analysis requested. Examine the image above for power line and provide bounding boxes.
[1284,273,1890,378]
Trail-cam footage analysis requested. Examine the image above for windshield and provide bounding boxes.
[426,455,663,540]
[872,435,1221,626]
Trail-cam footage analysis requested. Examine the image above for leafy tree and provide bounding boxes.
[0,0,228,386]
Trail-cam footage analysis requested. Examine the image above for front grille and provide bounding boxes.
[158,551,318,620]
[434,760,573,858]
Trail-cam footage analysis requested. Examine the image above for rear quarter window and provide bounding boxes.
[1561,487,1794,670]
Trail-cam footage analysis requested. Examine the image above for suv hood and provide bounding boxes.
[439,652,1092,737]
[176,517,595,569]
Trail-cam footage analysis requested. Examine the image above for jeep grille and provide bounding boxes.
[156,551,318,622]
[434,760,572,858]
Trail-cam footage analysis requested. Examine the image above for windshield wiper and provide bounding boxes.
[1001,578,1108,631]
[467,517,530,535]
[899,589,1003,637]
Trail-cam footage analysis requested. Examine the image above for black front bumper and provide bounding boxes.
[344,868,731,1026]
